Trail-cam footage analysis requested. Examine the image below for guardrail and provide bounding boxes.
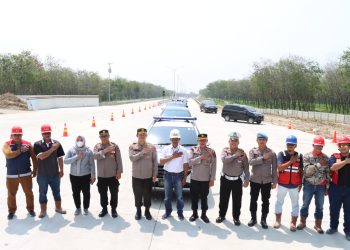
[100,97,165,106]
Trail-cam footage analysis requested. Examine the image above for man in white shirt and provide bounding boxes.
[160,129,189,220]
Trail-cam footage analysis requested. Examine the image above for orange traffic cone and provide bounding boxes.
[139,106,141,112]
[131,108,134,115]
[332,131,337,143]
[144,106,147,110]
[288,121,292,129]
[92,117,96,127]
[110,112,114,121]
[63,123,68,137]
[122,110,125,118]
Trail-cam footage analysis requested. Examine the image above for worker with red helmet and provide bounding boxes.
[326,135,350,241]
[2,126,37,220]
[297,136,330,234]
[33,124,66,218]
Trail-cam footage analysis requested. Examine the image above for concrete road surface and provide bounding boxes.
[0,99,347,250]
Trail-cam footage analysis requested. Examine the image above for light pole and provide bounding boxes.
[108,63,112,102]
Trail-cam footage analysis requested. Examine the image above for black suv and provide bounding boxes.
[200,99,218,113]
[221,104,264,124]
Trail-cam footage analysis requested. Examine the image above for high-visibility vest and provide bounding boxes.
[278,151,303,185]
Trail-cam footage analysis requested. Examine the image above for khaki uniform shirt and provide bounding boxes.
[189,146,217,181]
[93,142,123,178]
[129,142,158,179]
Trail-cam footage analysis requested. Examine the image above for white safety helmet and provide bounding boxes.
[169,129,181,139]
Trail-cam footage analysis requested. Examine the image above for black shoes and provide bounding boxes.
[260,219,268,229]
[189,211,199,222]
[7,213,15,220]
[201,212,210,223]
[111,208,118,218]
[162,213,171,220]
[135,208,142,220]
[233,218,241,226]
[28,210,36,217]
[248,218,257,227]
[145,209,152,220]
[178,213,185,221]
[326,228,338,235]
[216,216,225,223]
[99,208,108,218]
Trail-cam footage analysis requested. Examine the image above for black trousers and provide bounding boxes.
[70,174,91,209]
[97,177,119,209]
[132,177,153,208]
[190,180,209,211]
[219,176,243,219]
[250,181,272,215]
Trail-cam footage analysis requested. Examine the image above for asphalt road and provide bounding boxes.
[0,99,347,250]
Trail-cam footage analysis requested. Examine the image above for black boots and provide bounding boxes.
[260,213,268,229]
[189,210,199,222]
[200,211,210,223]
[248,213,257,227]
[99,207,108,217]
[144,207,152,220]
[135,207,142,220]
[111,207,118,218]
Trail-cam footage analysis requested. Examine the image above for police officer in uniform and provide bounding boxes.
[248,133,277,229]
[93,129,123,218]
[129,128,158,220]
[188,133,217,223]
[216,132,249,225]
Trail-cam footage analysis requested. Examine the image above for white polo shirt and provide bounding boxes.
[160,145,189,173]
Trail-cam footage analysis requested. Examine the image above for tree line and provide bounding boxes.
[200,48,350,114]
[0,51,172,101]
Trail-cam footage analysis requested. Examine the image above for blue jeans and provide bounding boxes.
[37,175,61,204]
[164,171,184,215]
[300,182,325,219]
[328,183,350,234]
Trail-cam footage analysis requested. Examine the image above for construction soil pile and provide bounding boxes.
[0,93,28,110]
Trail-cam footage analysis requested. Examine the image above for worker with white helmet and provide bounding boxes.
[159,129,189,220]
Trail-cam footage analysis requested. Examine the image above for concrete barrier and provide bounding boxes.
[18,95,99,110]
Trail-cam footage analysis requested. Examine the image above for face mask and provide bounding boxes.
[76,141,84,148]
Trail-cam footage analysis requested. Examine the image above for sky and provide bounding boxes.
[1,0,350,93]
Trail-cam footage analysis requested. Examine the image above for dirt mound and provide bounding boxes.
[0,93,28,110]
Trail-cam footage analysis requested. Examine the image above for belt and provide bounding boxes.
[164,170,184,175]
[7,172,32,178]
[221,172,240,181]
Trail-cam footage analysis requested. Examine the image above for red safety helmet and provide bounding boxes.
[313,136,325,146]
[41,124,52,133]
[11,126,23,135]
[337,135,350,145]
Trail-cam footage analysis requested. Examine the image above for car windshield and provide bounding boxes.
[148,126,198,145]
[204,100,215,105]
[161,109,191,117]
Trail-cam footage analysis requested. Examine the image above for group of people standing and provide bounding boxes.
[2,124,350,241]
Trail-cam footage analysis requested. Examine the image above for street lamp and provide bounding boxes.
[108,63,112,102]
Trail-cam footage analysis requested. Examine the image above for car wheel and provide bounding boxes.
[248,118,254,124]
[233,119,237,122]
[257,121,262,124]
[224,115,230,121]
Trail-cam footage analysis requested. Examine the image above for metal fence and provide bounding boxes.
[255,108,350,124]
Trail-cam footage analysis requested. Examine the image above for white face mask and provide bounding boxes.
[76,141,84,148]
